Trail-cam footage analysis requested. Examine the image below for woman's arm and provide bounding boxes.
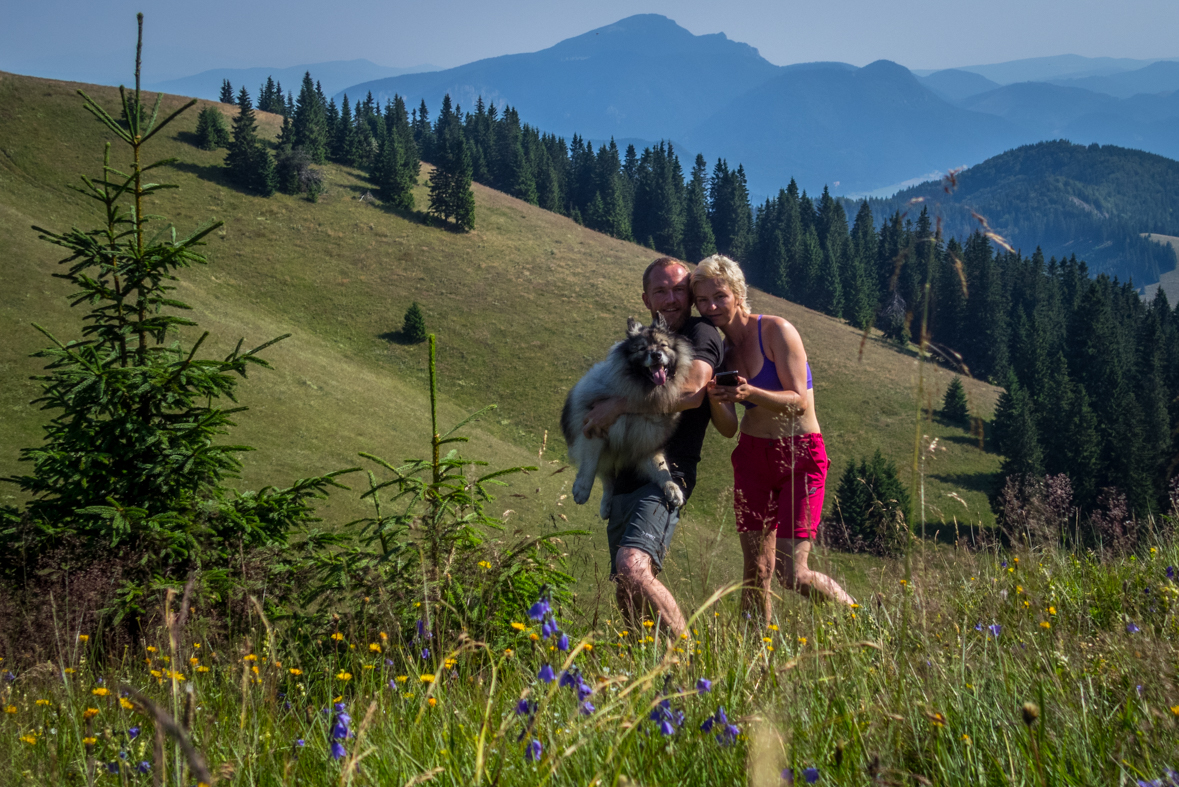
[728,317,809,416]
[706,377,740,438]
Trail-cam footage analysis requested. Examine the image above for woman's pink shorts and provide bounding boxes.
[731,432,830,540]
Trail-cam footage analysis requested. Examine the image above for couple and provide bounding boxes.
[583,255,853,637]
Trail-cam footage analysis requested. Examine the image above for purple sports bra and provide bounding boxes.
[741,315,812,409]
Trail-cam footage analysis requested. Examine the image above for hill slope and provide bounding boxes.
[0,71,1003,601]
[858,140,1179,283]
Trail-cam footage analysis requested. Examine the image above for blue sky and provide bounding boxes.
[3,0,1178,84]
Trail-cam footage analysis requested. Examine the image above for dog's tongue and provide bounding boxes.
[651,367,668,386]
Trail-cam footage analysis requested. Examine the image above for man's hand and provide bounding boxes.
[582,397,627,439]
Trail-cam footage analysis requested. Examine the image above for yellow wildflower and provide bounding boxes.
[3,706,16,714]
[146,646,157,653]
[403,692,414,699]
[336,671,352,681]
[767,645,774,652]
[150,670,162,679]
[961,734,972,745]
[379,632,388,641]
[83,708,100,720]
[35,699,51,707]
[369,643,381,653]
[330,632,344,642]
[798,637,807,646]
[78,634,89,643]
[119,698,134,710]
[396,676,408,683]
[63,668,75,674]
[196,666,210,673]
[420,674,435,683]
[1049,606,1057,615]
[642,621,654,628]
[82,736,97,746]
[511,622,527,631]
[362,664,375,671]
[762,637,773,643]
[1170,705,1179,717]
[478,561,492,570]
[529,633,539,641]
[20,735,36,745]
[899,579,907,586]
[1040,622,1051,629]
[189,657,200,666]
[583,643,593,652]
[251,665,259,676]
[91,688,109,697]
[443,658,457,669]
[427,697,437,707]
[289,668,303,676]
[192,643,201,649]
[504,648,514,656]
[243,654,257,662]
[767,624,779,631]
[619,631,629,637]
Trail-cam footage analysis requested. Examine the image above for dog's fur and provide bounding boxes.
[560,315,694,519]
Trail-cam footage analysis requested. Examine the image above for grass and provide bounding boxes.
[1,538,1177,785]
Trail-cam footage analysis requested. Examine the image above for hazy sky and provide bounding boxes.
[4,0,1178,84]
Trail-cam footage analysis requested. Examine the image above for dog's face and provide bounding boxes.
[622,315,680,387]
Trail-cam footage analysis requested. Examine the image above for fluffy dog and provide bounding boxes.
[560,315,693,519]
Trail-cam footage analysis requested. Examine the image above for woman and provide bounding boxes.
[691,255,854,622]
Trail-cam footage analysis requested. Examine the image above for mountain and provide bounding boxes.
[1050,60,1179,98]
[149,59,437,102]
[684,60,1023,196]
[918,69,1000,103]
[939,54,1178,85]
[337,14,782,143]
[857,140,1179,284]
[961,82,1121,137]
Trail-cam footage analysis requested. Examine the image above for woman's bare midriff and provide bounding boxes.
[739,388,821,439]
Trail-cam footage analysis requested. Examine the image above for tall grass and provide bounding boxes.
[2,535,1176,785]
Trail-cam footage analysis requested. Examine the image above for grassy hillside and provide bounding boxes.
[0,71,1002,604]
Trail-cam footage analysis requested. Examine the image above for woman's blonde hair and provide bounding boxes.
[691,254,750,315]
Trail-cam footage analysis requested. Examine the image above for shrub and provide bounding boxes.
[940,376,970,425]
[275,146,324,200]
[403,302,427,343]
[832,450,911,557]
[194,106,230,150]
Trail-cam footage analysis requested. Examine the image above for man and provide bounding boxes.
[582,256,723,638]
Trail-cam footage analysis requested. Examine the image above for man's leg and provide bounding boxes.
[739,527,778,625]
[615,546,686,639]
[775,538,855,605]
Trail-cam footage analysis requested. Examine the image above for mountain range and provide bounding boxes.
[148,59,437,102]
[324,15,1179,207]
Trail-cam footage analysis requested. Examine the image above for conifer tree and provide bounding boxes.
[226,86,268,193]
[293,72,328,163]
[219,79,234,104]
[194,106,230,150]
[992,375,1044,481]
[940,377,970,425]
[683,154,716,263]
[427,101,475,230]
[402,302,427,343]
[834,450,911,557]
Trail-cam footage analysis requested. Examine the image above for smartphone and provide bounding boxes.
[714,370,740,387]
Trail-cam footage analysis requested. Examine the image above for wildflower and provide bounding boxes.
[336,671,352,682]
[92,688,109,697]
[1040,622,1051,629]
[576,679,593,701]
[538,664,555,683]
[619,630,629,637]
[379,632,388,641]
[511,622,527,631]
[369,643,381,653]
[35,699,51,707]
[557,633,570,651]
[580,700,595,715]
[20,735,36,745]
[1167,566,1175,580]
[105,762,120,774]
[83,736,97,746]
[196,666,210,673]
[961,734,971,745]
[330,741,347,760]
[420,674,435,683]
[797,637,807,646]
[1126,622,1141,634]
[803,767,820,783]
[524,739,543,762]
[715,721,740,747]
[3,670,14,682]
[696,678,712,694]
[137,762,150,774]
[243,654,257,662]
[528,598,552,622]
[989,624,1001,637]
[1170,705,1179,716]
[289,668,303,676]
[295,739,305,748]
[443,658,457,669]
[428,697,437,707]
[128,727,140,739]
[559,670,578,689]
[899,579,907,586]
[3,705,15,714]
[515,699,535,716]
[504,648,514,656]
[189,657,199,666]
[763,637,773,643]
[928,712,946,727]
[541,619,558,639]
[78,634,89,643]
[1021,702,1040,726]
[330,632,344,642]
[396,676,408,683]
[421,648,430,660]
[1049,606,1056,615]
[529,633,540,641]
[478,561,492,569]
[643,620,654,628]
[331,704,352,740]
[767,623,779,631]
[83,708,100,720]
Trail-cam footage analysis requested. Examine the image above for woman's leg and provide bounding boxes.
[775,538,855,605]
[739,527,778,625]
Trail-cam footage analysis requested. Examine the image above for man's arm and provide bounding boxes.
[581,359,713,438]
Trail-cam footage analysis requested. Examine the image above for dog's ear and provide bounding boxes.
[626,316,643,337]
[652,313,670,332]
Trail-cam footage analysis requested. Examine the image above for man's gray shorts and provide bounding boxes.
[606,482,680,579]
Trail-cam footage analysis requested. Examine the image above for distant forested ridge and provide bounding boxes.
[857,141,1179,284]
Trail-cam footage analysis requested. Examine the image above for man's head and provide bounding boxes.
[641,257,692,332]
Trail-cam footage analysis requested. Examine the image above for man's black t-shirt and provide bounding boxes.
[613,316,724,501]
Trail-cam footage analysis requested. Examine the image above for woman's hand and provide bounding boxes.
[706,376,741,438]
[707,375,751,404]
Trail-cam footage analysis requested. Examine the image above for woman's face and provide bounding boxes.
[693,278,738,329]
